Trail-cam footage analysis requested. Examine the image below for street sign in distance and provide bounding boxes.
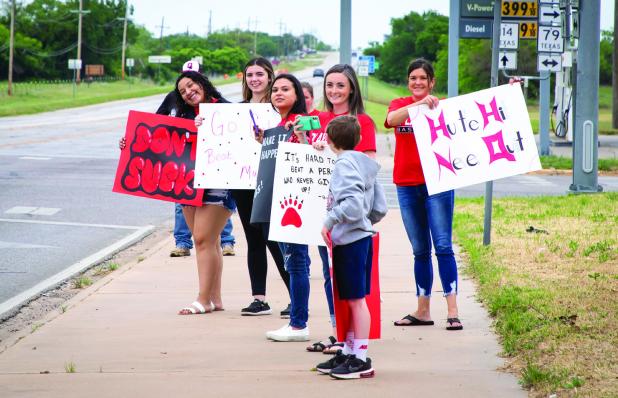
[374,61,380,71]
[498,51,518,70]
[126,58,134,67]
[501,1,538,19]
[538,26,563,52]
[500,23,519,49]
[459,18,493,38]
[68,59,82,70]
[460,0,494,18]
[519,21,538,39]
[148,55,172,64]
[358,65,369,77]
[537,53,561,72]
[539,4,561,25]
[359,55,376,73]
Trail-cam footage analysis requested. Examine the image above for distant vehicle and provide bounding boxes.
[312,68,325,77]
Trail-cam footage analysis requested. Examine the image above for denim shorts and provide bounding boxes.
[182,189,236,212]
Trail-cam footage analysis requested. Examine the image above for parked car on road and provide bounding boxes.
[312,68,324,77]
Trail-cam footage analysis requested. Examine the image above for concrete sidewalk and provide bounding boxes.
[0,210,525,398]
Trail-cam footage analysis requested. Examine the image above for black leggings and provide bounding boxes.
[232,189,290,297]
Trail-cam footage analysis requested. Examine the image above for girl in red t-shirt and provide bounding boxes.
[301,81,320,117]
[384,58,462,331]
[307,64,377,356]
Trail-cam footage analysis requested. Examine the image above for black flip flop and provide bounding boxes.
[394,314,434,326]
[306,336,336,352]
[446,317,463,331]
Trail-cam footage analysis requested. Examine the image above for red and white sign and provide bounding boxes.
[409,84,541,195]
[113,111,203,206]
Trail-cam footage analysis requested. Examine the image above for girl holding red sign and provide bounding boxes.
[384,59,462,331]
[172,71,236,315]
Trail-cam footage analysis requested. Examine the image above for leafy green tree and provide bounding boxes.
[599,30,613,85]
[372,11,448,84]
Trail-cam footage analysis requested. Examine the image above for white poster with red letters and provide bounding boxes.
[194,103,280,189]
[409,84,541,195]
[268,142,336,246]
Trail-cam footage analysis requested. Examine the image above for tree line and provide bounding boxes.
[365,10,614,95]
[0,0,330,82]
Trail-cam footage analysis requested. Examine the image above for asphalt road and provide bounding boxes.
[0,55,331,318]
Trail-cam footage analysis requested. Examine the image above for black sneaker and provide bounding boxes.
[316,351,349,374]
[330,355,374,379]
[241,299,272,316]
[280,303,291,318]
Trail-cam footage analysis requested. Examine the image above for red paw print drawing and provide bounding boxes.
[280,194,304,228]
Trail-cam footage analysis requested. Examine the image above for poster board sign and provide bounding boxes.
[250,126,292,224]
[194,103,280,189]
[331,234,381,341]
[268,142,336,246]
[113,110,203,206]
[409,84,541,195]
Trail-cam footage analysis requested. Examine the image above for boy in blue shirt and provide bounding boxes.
[313,115,387,379]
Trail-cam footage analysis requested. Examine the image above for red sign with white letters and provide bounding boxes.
[113,111,204,206]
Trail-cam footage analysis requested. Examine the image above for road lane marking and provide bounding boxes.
[0,224,155,319]
[19,156,51,160]
[0,218,142,229]
[4,207,61,216]
[0,241,59,249]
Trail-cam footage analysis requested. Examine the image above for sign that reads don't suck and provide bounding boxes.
[113,111,203,206]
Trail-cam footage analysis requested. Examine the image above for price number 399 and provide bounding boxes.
[502,1,538,17]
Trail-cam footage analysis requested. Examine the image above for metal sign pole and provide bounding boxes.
[483,0,502,246]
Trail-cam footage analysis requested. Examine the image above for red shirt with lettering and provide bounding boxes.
[384,97,425,186]
[315,111,377,153]
[278,113,311,144]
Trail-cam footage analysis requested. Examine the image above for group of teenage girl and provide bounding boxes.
[121,55,463,379]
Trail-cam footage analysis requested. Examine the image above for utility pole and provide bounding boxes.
[120,0,129,80]
[447,0,459,98]
[7,0,15,96]
[208,10,212,36]
[569,0,602,193]
[71,0,90,83]
[339,0,352,64]
[278,19,284,58]
[156,17,169,50]
[253,19,258,56]
[612,1,618,129]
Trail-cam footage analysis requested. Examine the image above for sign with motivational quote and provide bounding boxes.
[268,142,336,246]
[251,126,292,224]
[194,103,281,189]
[113,111,203,206]
[409,84,541,195]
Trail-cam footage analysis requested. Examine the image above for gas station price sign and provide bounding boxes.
[501,1,538,18]
[519,21,538,39]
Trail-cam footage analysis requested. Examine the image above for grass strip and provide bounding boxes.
[454,193,617,397]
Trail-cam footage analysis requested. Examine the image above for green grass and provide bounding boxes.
[540,155,618,172]
[72,276,92,289]
[0,80,172,117]
[454,193,618,396]
[64,361,76,373]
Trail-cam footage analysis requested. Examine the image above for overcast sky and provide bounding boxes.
[129,0,615,49]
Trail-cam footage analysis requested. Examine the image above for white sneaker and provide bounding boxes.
[266,324,310,342]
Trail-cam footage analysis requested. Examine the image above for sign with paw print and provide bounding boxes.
[269,142,336,245]
[194,103,280,189]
